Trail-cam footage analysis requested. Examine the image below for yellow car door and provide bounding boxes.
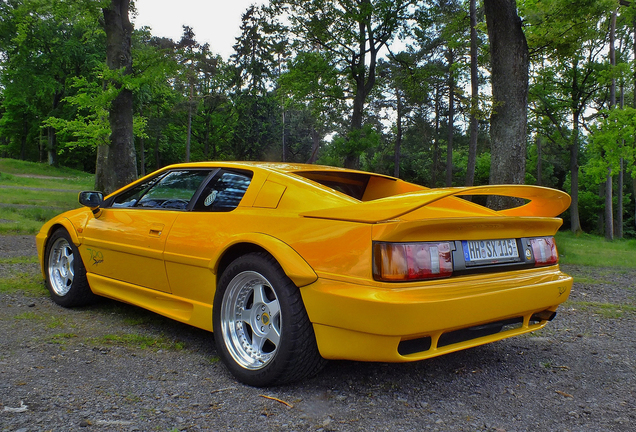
[164,169,254,300]
[81,170,212,292]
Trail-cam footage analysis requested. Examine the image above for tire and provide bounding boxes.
[213,252,325,387]
[44,228,94,307]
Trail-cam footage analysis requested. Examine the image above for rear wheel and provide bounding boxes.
[44,228,94,307]
[213,252,325,386]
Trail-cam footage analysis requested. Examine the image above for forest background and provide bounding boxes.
[1,0,635,239]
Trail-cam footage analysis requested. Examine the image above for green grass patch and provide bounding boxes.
[14,311,45,321]
[0,158,94,234]
[46,316,69,329]
[13,311,69,328]
[0,256,38,264]
[0,158,93,180]
[0,187,82,208]
[90,333,186,351]
[569,300,636,319]
[0,273,47,296]
[556,231,636,269]
[0,206,61,234]
[50,333,78,344]
[571,275,613,285]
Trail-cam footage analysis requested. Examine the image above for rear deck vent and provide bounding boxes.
[438,317,523,348]
[398,336,432,356]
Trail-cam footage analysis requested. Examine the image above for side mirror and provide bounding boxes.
[79,191,104,209]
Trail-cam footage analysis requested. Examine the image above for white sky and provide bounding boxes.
[133,0,267,60]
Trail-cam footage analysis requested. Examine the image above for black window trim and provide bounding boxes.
[103,168,219,211]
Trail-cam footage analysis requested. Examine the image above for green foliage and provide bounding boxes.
[588,107,636,182]
[2,0,636,241]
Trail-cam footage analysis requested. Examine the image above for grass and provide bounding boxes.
[569,300,636,319]
[0,158,94,234]
[49,333,79,344]
[0,272,47,296]
[0,256,38,264]
[556,231,636,269]
[0,187,82,208]
[0,158,93,179]
[90,333,186,351]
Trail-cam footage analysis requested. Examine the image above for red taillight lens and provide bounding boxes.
[373,242,453,281]
[530,237,558,266]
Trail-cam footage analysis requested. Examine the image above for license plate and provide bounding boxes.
[462,239,519,265]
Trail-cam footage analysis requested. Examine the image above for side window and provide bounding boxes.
[111,170,211,210]
[194,170,252,212]
[111,176,163,208]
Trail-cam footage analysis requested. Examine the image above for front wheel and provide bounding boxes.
[213,252,325,386]
[44,228,94,307]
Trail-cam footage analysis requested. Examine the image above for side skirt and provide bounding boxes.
[87,273,213,332]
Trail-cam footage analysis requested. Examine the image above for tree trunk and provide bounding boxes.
[605,171,614,240]
[344,0,379,169]
[605,10,617,241]
[21,115,27,161]
[617,83,624,238]
[139,136,145,177]
[307,127,320,164]
[394,88,403,178]
[466,0,479,187]
[47,91,63,166]
[155,134,161,170]
[536,134,542,186]
[484,0,529,209]
[96,0,137,194]
[345,74,367,169]
[282,109,287,162]
[633,17,636,234]
[569,60,582,234]
[186,85,193,163]
[446,49,454,187]
[432,84,441,187]
[570,110,582,233]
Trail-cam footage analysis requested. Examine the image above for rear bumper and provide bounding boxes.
[300,266,572,362]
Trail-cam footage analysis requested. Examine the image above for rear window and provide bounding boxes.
[293,171,422,201]
[293,171,371,200]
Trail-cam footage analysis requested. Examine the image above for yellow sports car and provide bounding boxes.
[36,162,573,386]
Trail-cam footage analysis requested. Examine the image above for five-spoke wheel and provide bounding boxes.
[47,236,75,297]
[213,252,325,386]
[220,271,282,370]
[44,228,93,307]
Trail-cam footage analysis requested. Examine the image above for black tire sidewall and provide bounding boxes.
[213,253,304,387]
[44,228,91,308]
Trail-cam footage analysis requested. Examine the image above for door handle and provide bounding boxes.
[149,224,165,237]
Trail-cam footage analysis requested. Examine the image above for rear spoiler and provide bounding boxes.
[300,185,571,223]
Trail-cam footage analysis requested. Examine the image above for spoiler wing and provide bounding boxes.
[300,185,571,223]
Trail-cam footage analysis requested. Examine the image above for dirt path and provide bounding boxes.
[1,235,634,431]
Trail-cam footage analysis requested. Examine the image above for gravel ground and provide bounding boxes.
[1,235,635,432]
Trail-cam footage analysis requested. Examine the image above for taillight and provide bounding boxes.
[373,242,453,282]
[529,237,558,266]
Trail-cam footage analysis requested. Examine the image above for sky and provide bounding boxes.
[133,0,267,59]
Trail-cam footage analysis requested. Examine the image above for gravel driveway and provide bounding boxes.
[1,235,634,431]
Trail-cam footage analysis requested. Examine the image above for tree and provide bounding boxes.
[484,0,529,208]
[0,0,105,166]
[270,0,415,168]
[96,0,137,194]
[466,0,480,187]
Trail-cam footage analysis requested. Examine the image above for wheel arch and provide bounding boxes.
[214,234,317,288]
[38,219,81,279]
